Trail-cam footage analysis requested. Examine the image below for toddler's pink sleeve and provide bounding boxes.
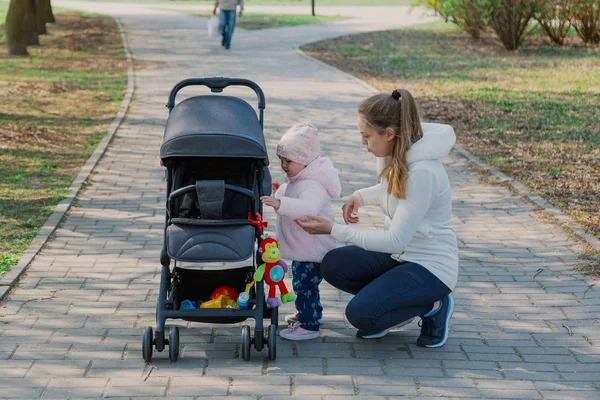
[274,183,287,199]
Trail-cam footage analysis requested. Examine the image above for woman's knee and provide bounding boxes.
[345,296,374,330]
[321,246,354,284]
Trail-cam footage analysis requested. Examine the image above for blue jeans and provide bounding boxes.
[219,10,236,48]
[322,246,451,335]
[292,261,323,332]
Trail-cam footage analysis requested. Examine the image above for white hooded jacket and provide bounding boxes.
[330,123,459,290]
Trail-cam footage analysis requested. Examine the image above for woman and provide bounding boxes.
[297,89,458,348]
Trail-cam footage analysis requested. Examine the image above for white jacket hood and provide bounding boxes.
[407,123,456,164]
[376,123,456,173]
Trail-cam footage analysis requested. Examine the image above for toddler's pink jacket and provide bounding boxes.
[274,157,341,262]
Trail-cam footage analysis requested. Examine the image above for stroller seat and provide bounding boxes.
[166,156,263,263]
[167,223,255,262]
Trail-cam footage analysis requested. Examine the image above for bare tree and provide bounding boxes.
[6,0,29,56]
[6,0,56,56]
[24,0,40,46]
[46,0,56,23]
[35,0,48,34]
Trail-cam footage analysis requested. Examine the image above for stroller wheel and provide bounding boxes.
[268,325,277,361]
[142,326,153,362]
[241,325,251,361]
[270,306,279,327]
[169,326,180,362]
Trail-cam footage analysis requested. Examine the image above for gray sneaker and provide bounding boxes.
[356,317,415,339]
[417,295,454,348]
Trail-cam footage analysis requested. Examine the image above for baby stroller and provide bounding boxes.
[142,78,278,362]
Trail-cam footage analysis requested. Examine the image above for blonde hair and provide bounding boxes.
[358,89,423,199]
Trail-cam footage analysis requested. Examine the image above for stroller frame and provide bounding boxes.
[142,78,278,362]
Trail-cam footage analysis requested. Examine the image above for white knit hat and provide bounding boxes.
[276,123,321,166]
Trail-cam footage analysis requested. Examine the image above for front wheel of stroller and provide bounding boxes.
[241,325,251,361]
[268,325,277,361]
[142,326,153,362]
[168,326,180,362]
[270,306,279,327]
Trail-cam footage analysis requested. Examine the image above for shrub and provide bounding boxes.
[425,0,488,39]
[572,0,600,43]
[487,0,539,50]
[536,0,575,45]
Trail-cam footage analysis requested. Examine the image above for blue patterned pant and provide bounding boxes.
[292,261,323,332]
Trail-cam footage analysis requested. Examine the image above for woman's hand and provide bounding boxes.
[260,196,281,210]
[342,194,362,224]
[296,216,334,235]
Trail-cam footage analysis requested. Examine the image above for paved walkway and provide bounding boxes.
[1,2,599,399]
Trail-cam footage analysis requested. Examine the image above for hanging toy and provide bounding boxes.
[254,234,294,307]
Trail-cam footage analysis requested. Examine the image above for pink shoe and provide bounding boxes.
[279,321,320,341]
[284,311,324,325]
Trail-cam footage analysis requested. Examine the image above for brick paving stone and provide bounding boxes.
[477,389,543,399]
[0,0,598,398]
[358,385,419,396]
[420,387,482,398]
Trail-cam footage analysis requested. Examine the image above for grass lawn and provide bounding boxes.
[303,22,600,241]
[0,10,128,278]
[183,10,347,29]
[0,1,8,25]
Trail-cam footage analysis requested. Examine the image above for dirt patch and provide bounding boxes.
[48,12,118,52]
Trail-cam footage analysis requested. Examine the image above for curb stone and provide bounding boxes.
[0,18,135,301]
[295,46,600,255]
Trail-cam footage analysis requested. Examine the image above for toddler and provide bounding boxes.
[261,123,341,341]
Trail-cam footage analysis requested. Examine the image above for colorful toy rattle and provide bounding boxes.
[254,234,294,307]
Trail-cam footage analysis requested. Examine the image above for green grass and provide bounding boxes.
[184,10,347,29]
[0,11,128,278]
[0,1,8,26]
[303,21,600,240]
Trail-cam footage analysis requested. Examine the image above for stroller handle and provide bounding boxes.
[168,183,257,221]
[166,78,266,125]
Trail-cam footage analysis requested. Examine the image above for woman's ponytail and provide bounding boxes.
[358,89,423,199]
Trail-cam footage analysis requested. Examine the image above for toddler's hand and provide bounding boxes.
[260,196,281,210]
[271,179,281,192]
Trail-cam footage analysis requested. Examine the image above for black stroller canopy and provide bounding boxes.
[161,95,268,164]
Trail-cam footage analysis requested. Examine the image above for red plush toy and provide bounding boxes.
[210,286,238,301]
[254,234,294,307]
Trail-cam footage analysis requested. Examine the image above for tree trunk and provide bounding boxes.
[35,0,47,35]
[46,0,56,23]
[6,0,29,56]
[24,0,39,46]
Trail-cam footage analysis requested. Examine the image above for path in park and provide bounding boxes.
[1,2,599,399]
